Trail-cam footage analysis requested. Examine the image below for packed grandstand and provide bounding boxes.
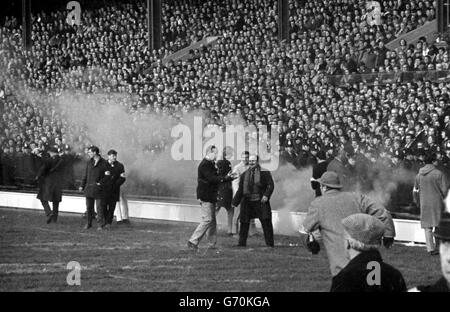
[0,0,449,214]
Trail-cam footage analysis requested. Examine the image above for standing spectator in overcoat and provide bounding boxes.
[413,153,450,255]
[232,154,275,247]
[35,146,65,223]
[103,149,126,229]
[79,146,109,230]
[302,171,396,277]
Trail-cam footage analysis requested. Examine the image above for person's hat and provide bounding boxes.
[48,146,59,154]
[434,216,450,242]
[317,171,343,189]
[107,149,117,156]
[342,214,385,247]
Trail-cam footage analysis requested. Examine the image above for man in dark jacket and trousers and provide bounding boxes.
[187,145,234,250]
[36,146,65,224]
[410,216,450,292]
[311,150,328,197]
[79,146,108,230]
[330,213,407,292]
[232,154,275,247]
[327,144,354,191]
[103,149,126,229]
[413,152,450,254]
[216,148,234,235]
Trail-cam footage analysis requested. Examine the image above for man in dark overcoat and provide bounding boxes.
[36,146,65,223]
[311,150,328,197]
[79,146,108,230]
[216,148,234,235]
[103,149,126,228]
[327,144,354,191]
[232,154,275,247]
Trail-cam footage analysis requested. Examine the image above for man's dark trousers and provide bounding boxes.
[41,200,59,221]
[104,199,117,225]
[86,197,105,227]
[238,201,274,247]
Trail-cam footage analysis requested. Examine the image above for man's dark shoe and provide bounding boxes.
[187,241,198,250]
[116,220,123,225]
[52,214,58,223]
[46,213,54,224]
[123,219,130,225]
[83,224,92,230]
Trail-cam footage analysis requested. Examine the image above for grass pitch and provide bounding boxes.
[0,207,442,292]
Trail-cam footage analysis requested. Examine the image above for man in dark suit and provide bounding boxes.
[79,146,108,230]
[36,146,65,224]
[103,149,126,229]
[327,144,354,191]
[216,148,234,235]
[187,145,234,250]
[232,154,275,247]
[280,143,300,169]
[311,150,328,197]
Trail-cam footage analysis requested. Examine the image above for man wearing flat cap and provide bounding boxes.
[302,171,396,277]
[330,214,406,292]
[410,215,450,292]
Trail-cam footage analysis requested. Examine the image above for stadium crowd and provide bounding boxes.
[0,0,450,210]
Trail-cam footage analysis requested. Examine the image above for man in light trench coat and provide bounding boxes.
[302,171,396,277]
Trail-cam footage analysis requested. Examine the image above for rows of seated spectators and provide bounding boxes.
[1,0,450,210]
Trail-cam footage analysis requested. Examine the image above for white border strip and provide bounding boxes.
[0,191,425,243]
